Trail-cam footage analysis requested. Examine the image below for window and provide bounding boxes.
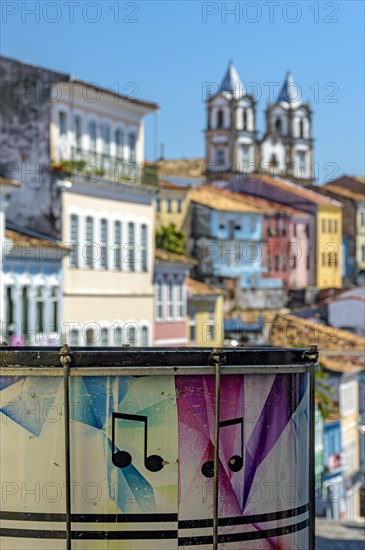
[274,255,280,272]
[6,287,14,325]
[156,279,163,320]
[167,279,174,319]
[361,211,365,226]
[250,215,257,232]
[294,223,297,237]
[114,326,122,346]
[50,287,58,332]
[100,219,108,269]
[141,326,149,347]
[297,151,306,173]
[216,149,225,165]
[328,219,332,233]
[362,245,365,262]
[103,123,110,155]
[101,327,109,346]
[155,198,161,212]
[275,118,282,133]
[129,133,136,162]
[85,217,94,268]
[242,109,247,130]
[114,221,122,270]
[22,287,29,336]
[89,120,97,152]
[69,214,79,267]
[177,279,184,318]
[340,381,356,416]
[270,154,278,167]
[241,144,250,165]
[127,222,135,271]
[59,111,67,136]
[322,219,326,233]
[70,328,79,346]
[86,327,96,346]
[74,115,82,150]
[217,109,224,129]
[167,198,173,213]
[292,255,297,269]
[189,306,196,342]
[125,324,137,346]
[305,225,310,238]
[115,129,124,159]
[207,305,215,341]
[36,286,45,332]
[299,119,304,138]
[140,224,148,272]
[307,252,310,270]
[334,220,338,233]
[177,199,182,213]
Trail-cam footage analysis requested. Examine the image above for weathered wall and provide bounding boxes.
[0,56,69,237]
[236,287,286,310]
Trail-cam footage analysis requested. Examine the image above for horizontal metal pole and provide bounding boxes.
[0,364,313,377]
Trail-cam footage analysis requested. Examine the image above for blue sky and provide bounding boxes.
[2,0,364,179]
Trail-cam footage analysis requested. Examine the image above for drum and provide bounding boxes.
[0,346,316,549]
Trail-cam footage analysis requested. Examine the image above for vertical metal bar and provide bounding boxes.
[213,359,221,550]
[309,361,316,550]
[61,346,72,550]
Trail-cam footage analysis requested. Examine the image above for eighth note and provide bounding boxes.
[201,417,244,478]
[112,412,165,472]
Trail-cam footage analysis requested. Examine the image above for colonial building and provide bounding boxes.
[310,181,365,284]
[155,181,191,231]
[3,223,67,345]
[205,62,313,184]
[187,278,225,347]
[223,173,342,290]
[0,56,159,345]
[187,185,286,309]
[154,249,196,346]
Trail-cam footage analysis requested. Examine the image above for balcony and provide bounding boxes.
[52,148,159,187]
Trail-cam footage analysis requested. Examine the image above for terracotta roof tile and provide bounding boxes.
[5,229,69,250]
[188,277,226,296]
[0,177,21,188]
[250,174,342,207]
[321,184,364,202]
[157,158,205,179]
[190,185,265,213]
[155,248,197,265]
[159,180,190,190]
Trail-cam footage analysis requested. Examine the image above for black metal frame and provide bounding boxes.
[0,345,318,550]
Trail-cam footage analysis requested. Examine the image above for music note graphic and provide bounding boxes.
[201,417,244,478]
[112,412,165,472]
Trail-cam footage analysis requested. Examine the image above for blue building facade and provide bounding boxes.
[321,419,345,520]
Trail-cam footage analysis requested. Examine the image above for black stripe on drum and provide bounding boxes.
[178,503,309,529]
[0,528,66,539]
[178,518,309,546]
[0,511,177,523]
[0,528,178,540]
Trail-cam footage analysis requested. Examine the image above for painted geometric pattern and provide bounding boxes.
[0,372,309,549]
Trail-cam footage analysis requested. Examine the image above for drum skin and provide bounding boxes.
[0,370,310,549]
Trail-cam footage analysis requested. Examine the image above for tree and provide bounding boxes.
[156,224,187,255]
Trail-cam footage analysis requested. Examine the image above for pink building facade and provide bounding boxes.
[154,249,194,346]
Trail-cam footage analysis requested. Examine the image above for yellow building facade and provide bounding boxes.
[155,182,191,231]
[187,278,225,347]
[316,204,343,289]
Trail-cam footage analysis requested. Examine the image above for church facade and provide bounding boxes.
[205,62,314,184]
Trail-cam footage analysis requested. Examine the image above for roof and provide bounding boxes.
[192,184,306,215]
[190,185,265,214]
[155,248,197,265]
[353,176,365,184]
[0,177,21,188]
[157,158,205,179]
[250,174,342,207]
[5,228,69,251]
[188,277,226,297]
[320,353,364,374]
[159,180,190,191]
[219,61,244,98]
[321,183,364,202]
[276,71,302,107]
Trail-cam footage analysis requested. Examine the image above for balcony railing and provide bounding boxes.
[53,148,158,186]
